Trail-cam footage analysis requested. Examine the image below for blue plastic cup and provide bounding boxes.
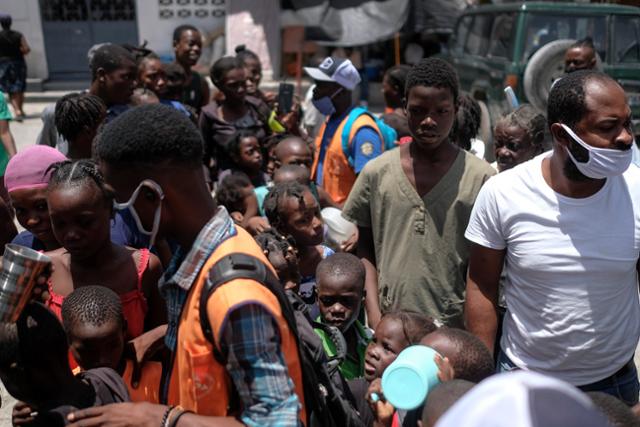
[381,345,441,410]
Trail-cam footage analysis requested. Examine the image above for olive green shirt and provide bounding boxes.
[343,147,496,326]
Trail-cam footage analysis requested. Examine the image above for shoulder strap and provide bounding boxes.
[341,107,378,166]
[199,253,299,363]
[136,249,151,292]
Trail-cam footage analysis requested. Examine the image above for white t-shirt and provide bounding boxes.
[465,152,640,385]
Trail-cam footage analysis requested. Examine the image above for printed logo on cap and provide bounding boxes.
[319,57,334,71]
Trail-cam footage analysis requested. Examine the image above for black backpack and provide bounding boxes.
[199,253,366,427]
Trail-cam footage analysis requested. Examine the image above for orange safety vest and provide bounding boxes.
[166,226,306,422]
[311,113,382,204]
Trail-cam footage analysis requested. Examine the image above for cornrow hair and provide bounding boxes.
[382,311,437,345]
[61,286,124,332]
[263,181,309,235]
[47,160,113,205]
[405,57,459,104]
[173,24,199,43]
[54,92,106,142]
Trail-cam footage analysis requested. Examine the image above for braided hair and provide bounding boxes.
[263,181,308,235]
[54,93,106,142]
[47,160,114,206]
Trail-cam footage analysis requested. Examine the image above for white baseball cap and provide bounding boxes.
[436,371,610,427]
[304,57,361,90]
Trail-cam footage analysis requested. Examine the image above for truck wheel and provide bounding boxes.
[523,39,602,111]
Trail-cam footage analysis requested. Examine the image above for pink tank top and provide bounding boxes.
[47,249,151,339]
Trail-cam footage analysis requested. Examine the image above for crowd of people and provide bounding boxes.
[0,20,637,427]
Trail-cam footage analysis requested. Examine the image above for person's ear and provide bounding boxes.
[97,67,107,85]
[550,122,571,148]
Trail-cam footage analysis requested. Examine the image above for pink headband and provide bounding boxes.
[4,146,68,193]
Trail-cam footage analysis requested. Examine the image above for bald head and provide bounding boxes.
[274,137,313,169]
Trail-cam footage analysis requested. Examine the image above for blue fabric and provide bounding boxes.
[105,104,129,123]
[350,126,383,174]
[222,304,303,426]
[254,185,270,217]
[160,99,191,117]
[315,108,352,185]
[11,231,45,251]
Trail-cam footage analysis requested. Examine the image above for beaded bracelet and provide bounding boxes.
[168,407,194,427]
[160,405,174,427]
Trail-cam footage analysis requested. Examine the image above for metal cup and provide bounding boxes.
[0,244,52,322]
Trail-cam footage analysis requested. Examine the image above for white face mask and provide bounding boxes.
[114,179,164,248]
[561,124,633,179]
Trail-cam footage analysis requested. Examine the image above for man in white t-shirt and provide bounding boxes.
[464,70,640,405]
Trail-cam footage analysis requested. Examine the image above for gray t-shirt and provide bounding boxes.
[343,147,495,326]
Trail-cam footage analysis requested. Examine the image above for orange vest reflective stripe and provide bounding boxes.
[166,226,306,422]
[311,113,382,204]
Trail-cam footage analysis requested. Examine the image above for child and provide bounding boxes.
[420,326,494,383]
[4,145,66,251]
[1,302,129,426]
[61,286,163,403]
[273,135,313,170]
[380,65,411,140]
[45,160,165,340]
[264,181,334,313]
[215,172,260,228]
[350,311,436,427]
[218,130,269,187]
[421,380,475,427]
[314,253,369,380]
[342,58,496,329]
[254,229,301,292]
[54,92,107,160]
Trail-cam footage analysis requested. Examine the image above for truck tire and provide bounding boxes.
[523,39,602,111]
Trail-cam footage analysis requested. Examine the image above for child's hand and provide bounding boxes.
[12,401,35,426]
[244,216,271,235]
[366,378,395,427]
[435,353,455,382]
[340,229,359,253]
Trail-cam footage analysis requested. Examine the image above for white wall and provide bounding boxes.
[226,0,280,80]
[136,0,226,69]
[0,0,47,79]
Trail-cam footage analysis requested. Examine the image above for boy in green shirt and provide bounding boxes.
[314,252,370,380]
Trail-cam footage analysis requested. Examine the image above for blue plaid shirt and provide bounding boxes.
[160,207,301,426]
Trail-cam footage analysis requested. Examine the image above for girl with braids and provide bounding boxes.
[54,92,106,160]
[45,160,166,342]
[263,181,334,317]
[255,229,301,292]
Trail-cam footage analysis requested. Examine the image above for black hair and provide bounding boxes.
[422,380,475,426]
[173,24,199,44]
[228,129,259,159]
[316,253,366,293]
[381,311,437,345]
[47,160,113,206]
[429,327,494,383]
[255,229,297,259]
[454,94,481,151]
[587,392,640,427]
[0,322,19,368]
[495,103,546,149]
[95,103,204,168]
[210,56,244,85]
[405,58,459,104]
[54,93,106,142]
[164,62,186,80]
[137,52,160,71]
[263,181,309,234]
[61,286,124,333]
[89,44,136,81]
[216,172,252,213]
[235,44,260,67]
[571,36,595,51]
[0,14,11,29]
[385,65,411,94]
[547,70,614,129]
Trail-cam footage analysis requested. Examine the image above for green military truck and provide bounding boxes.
[445,2,640,156]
